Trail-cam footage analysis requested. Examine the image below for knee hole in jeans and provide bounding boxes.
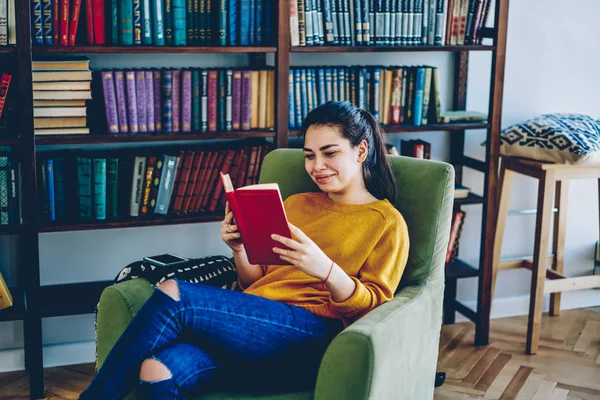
[140,358,173,383]
[157,279,180,301]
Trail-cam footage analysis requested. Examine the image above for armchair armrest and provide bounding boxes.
[96,279,155,370]
[314,281,443,400]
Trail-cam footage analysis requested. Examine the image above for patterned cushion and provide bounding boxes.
[495,113,600,164]
[114,255,239,290]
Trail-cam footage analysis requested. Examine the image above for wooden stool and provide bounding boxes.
[492,156,600,355]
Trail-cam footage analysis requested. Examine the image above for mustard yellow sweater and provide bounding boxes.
[242,192,409,325]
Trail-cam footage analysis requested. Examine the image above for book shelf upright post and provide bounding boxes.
[14,0,44,397]
[476,0,510,347]
[275,0,290,149]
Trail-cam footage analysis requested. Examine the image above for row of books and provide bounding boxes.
[37,143,268,221]
[0,0,15,46]
[288,65,441,129]
[32,0,272,46]
[0,154,18,226]
[0,72,13,136]
[32,57,93,135]
[290,0,491,47]
[100,68,275,135]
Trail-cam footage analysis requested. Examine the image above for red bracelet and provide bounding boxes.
[321,260,335,290]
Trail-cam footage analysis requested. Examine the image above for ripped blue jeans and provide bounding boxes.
[79,280,344,400]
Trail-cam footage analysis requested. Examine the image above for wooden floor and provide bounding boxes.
[1,307,599,400]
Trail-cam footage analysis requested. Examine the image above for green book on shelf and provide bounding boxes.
[440,110,488,124]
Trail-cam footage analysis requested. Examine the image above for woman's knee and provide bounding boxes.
[140,358,173,383]
[157,279,180,301]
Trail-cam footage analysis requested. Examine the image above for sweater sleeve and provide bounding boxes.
[329,214,409,321]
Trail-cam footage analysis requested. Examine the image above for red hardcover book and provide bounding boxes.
[68,0,82,45]
[60,0,70,46]
[84,0,94,43]
[0,74,12,118]
[221,172,292,265]
[91,0,104,44]
[52,0,59,43]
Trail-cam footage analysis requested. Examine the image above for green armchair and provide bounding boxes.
[95,149,454,400]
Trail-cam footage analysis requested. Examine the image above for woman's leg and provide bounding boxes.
[81,280,341,400]
[138,342,218,400]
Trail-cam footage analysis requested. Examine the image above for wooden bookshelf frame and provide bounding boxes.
[3,0,510,397]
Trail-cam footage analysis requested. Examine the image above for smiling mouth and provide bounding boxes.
[315,175,334,184]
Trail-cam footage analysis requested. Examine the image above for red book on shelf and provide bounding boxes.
[60,0,70,46]
[84,0,94,44]
[91,0,104,44]
[68,0,82,46]
[221,172,292,266]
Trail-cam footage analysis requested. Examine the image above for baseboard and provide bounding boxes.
[455,289,600,323]
[1,290,598,373]
[0,340,95,373]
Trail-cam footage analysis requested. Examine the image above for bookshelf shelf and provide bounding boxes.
[290,45,496,53]
[0,287,25,322]
[33,46,278,54]
[39,281,113,317]
[35,130,276,145]
[39,213,223,233]
[0,45,16,54]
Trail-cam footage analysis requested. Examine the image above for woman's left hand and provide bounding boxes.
[271,223,333,280]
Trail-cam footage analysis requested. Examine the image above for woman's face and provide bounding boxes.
[303,125,368,195]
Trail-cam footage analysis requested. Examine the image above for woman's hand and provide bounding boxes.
[271,223,333,281]
[221,202,244,253]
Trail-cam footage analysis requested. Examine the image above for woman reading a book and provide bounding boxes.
[80,101,409,400]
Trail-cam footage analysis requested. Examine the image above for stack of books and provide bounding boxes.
[32,56,92,135]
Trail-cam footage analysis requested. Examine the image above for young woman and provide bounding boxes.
[80,101,409,399]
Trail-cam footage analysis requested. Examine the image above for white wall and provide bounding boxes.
[1,0,599,372]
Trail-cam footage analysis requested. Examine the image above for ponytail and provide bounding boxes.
[299,101,397,203]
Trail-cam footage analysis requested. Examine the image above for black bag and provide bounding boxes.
[114,255,239,290]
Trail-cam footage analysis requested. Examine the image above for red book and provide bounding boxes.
[84,0,94,44]
[92,0,104,44]
[68,0,83,46]
[221,173,292,266]
[60,0,70,46]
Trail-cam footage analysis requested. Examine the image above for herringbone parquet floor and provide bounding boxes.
[1,307,599,399]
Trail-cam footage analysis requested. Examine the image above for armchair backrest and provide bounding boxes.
[259,149,454,291]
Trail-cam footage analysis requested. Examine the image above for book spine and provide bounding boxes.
[192,70,201,131]
[173,0,186,45]
[186,0,193,43]
[228,0,237,45]
[155,155,179,214]
[193,0,199,44]
[172,151,194,214]
[133,0,142,44]
[32,0,43,45]
[164,0,173,44]
[288,71,295,129]
[125,71,139,132]
[92,0,105,43]
[181,151,203,214]
[206,70,217,132]
[142,0,153,44]
[51,158,65,220]
[106,158,119,218]
[120,0,133,45]
[114,71,128,132]
[231,70,242,130]
[140,156,156,215]
[110,0,118,44]
[218,70,226,131]
[135,70,147,132]
[42,0,52,44]
[8,159,18,224]
[181,69,192,132]
[162,69,173,132]
[145,70,155,132]
[200,71,208,132]
[51,0,58,44]
[93,158,106,220]
[129,156,146,216]
[225,70,233,131]
[0,73,10,118]
[413,67,424,125]
[59,0,69,46]
[153,70,162,131]
[172,69,180,132]
[240,70,251,131]
[153,0,165,45]
[239,0,249,45]
[101,71,119,134]
[147,156,163,213]
[77,157,92,219]
[258,70,267,128]
[219,0,227,45]
[0,157,9,224]
[168,150,185,214]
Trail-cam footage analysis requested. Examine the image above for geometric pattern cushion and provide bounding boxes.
[497,113,600,164]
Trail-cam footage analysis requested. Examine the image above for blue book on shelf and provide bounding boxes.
[173,0,187,45]
[77,158,92,219]
[45,159,55,221]
[94,158,107,220]
[53,158,66,220]
[317,68,326,107]
[153,0,165,45]
[120,0,134,45]
[228,0,238,45]
[239,0,250,45]
[288,70,296,129]
[413,67,425,126]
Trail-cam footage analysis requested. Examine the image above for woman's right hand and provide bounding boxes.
[221,202,244,253]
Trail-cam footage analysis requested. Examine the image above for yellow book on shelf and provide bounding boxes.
[258,70,268,129]
[250,71,259,129]
[0,272,13,310]
[267,70,275,129]
[383,69,393,125]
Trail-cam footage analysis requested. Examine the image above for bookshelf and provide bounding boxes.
[2,0,510,398]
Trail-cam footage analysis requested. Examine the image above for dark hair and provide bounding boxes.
[299,101,396,203]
